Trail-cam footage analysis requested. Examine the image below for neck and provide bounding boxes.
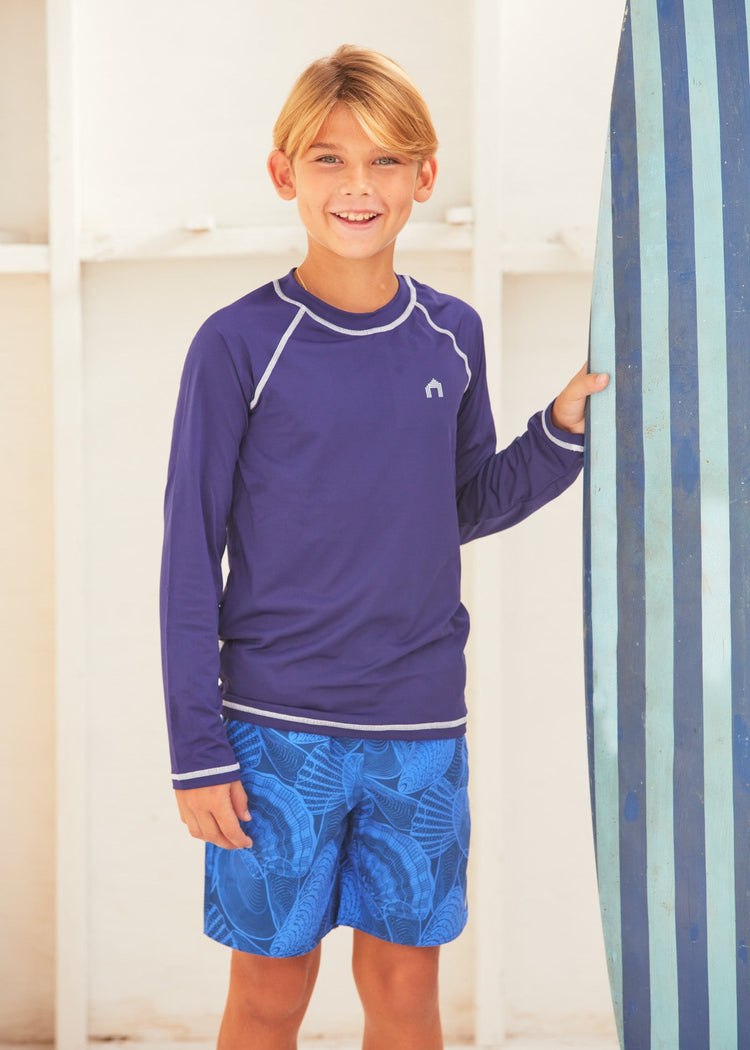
[296,249,399,313]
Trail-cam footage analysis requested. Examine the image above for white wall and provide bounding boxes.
[0,0,48,241]
[0,0,625,1044]
[76,0,472,240]
[497,275,613,1036]
[0,276,54,1042]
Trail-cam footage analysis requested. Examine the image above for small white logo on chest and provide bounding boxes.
[425,378,444,399]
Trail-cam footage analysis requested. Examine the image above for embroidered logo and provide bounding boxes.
[425,378,444,399]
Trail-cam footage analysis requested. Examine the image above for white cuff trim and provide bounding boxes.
[172,762,240,782]
[542,407,584,453]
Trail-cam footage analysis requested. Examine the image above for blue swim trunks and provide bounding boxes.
[204,721,470,957]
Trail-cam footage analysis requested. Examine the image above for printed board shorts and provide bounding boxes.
[204,720,471,957]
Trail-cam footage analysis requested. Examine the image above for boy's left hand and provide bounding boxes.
[551,364,610,434]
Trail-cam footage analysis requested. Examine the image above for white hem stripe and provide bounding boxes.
[222,700,467,734]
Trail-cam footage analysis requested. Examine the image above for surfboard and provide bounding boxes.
[584,2,750,1048]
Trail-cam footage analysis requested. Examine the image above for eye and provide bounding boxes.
[314,155,340,164]
[374,156,399,166]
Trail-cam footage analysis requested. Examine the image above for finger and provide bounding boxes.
[194,810,246,850]
[230,779,252,823]
[212,792,253,849]
[214,806,253,849]
[177,792,252,849]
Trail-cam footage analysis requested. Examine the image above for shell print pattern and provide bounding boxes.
[412,778,463,859]
[205,846,279,953]
[245,772,316,876]
[362,739,412,780]
[421,886,467,944]
[296,739,354,814]
[397,738,456,793]
[221,719,263,769]
[258,728,309,780]
[367,782,419,831]
[350,822,434,919]
[204,724,470,954]
[270,840,340,956]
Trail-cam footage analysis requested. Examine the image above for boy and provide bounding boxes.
[160,45,607,1050]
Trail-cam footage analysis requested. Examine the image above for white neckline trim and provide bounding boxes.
[273,276,417,336]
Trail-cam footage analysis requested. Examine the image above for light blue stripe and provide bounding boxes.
[683,2,738,1046]
[630,4,679,1046]
[589,139,624,1045]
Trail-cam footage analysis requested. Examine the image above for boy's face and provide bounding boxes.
[268,103,437,267]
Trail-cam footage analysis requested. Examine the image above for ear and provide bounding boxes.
[267,149,297,200]
[413,156,438,203]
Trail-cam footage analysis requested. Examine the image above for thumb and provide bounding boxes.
[587,370,610,391]
[229,779,251,822]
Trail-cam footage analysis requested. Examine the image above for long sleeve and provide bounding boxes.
[160,323,253,789]
[455,333,584,542]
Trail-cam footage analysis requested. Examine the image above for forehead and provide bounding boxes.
[307,103,381,152]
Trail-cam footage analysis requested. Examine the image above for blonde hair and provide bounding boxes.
[273,45,439,162]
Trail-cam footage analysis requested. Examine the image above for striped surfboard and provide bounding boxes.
[584,1,750,1048]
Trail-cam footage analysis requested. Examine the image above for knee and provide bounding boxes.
[228,948,320,1028]
[353,939,440,1022]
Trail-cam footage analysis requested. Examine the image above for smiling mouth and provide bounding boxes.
[334,211,380,224]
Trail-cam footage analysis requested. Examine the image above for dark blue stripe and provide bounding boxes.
[610,10,651,1047]
[715,1,750,1043]
[658,2,710,1045]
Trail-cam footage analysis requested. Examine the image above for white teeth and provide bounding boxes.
[336,212,378,222]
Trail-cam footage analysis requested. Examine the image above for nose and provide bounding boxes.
[342,163,373,195]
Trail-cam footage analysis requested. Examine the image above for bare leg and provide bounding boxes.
[352,930,443,1050]
[217,945,321,1050]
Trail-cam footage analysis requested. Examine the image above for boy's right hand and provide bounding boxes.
[175,780,253,850]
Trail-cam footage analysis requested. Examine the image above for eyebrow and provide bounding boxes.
[307,141,339,151]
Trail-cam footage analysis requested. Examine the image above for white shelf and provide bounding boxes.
[78,221,473,262]
[76,223,593,273]
[0,234,594,276]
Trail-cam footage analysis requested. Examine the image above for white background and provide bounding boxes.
[0,0,625,1044]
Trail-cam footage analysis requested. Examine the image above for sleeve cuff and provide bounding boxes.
[172,761,241,791]
[542,402,585,453]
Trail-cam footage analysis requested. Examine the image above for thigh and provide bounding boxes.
[338,736,470,947]
[204,722,354,957]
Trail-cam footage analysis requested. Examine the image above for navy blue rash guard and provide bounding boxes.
[160,270,584,789]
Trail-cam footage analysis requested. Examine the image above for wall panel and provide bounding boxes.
[0,278,54,1043]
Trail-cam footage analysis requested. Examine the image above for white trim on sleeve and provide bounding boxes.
[172,762,241,782]
[542,407,585,453]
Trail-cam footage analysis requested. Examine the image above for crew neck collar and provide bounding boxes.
[275,269,415,335]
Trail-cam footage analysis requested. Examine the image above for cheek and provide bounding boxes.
[381,181,416,208]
